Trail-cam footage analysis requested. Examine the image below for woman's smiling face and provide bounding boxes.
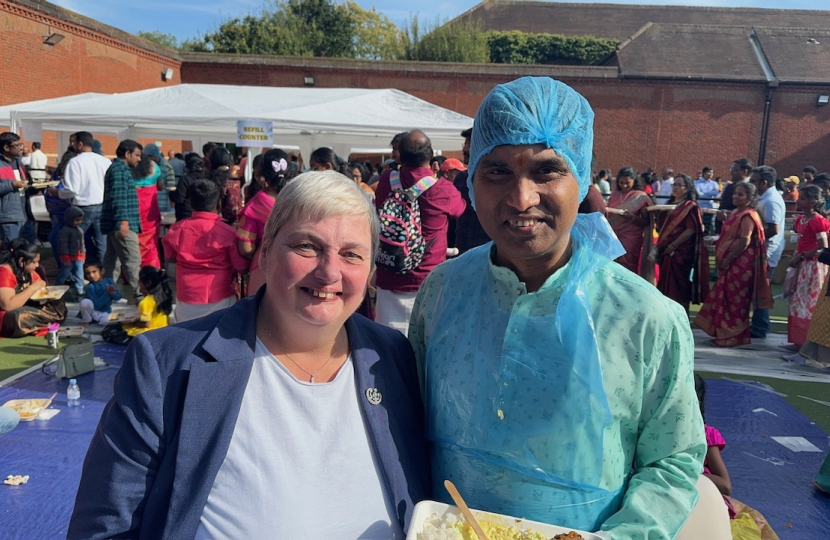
[260,213,372,330]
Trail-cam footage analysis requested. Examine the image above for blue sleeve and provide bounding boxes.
[0,180,14,196]
[67,335,165,539]
[105,278,123,302]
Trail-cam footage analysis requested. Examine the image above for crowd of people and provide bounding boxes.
[1,75,829,539]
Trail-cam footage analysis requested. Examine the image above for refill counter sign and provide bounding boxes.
[236,121,273,147]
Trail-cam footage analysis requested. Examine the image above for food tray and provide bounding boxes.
[57,325,85,337]
[30,181,59,189]
[108,311,138,323]
[3,398,54,421]
[647,204,677,212]
[30,285,69,301]
[406,500,602,540]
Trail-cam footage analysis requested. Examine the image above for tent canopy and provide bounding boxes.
[4,84,473,159]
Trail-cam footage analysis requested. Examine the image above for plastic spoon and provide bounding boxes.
[444,479,489,540]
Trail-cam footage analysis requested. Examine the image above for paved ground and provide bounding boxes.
[693,329,830,384]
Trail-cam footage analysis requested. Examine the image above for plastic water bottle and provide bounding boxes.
[67,379,80,407]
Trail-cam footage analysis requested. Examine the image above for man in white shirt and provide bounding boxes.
[749,165,786,339]
[655,167,674,203]
[695,166,719,235]
[28,142,48,182]
[61,131,111,262]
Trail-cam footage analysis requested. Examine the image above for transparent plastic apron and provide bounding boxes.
[425,214,628,531]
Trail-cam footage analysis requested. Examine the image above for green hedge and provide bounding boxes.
[485,31,618,65]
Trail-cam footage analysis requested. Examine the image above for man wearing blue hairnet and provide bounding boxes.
[410,77,719,539]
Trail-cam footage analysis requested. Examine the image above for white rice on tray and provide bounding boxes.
[416,512,551,540]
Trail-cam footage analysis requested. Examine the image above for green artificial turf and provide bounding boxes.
[0,335,87,383]
[696,370,830,433]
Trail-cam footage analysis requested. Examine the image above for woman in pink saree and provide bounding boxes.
[133,155,162,268]
[236,149,296,296]
[607,166,654,275]
[695,182,772,347]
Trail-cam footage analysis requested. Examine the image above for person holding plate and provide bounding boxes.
[0,239,66,337]
[410,77,724,539]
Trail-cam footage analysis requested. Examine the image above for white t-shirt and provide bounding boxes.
[194,339,404,540]
[61,151,111,206]
[29,149,48,181]
[655,176,674,203]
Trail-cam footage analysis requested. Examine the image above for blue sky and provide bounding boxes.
[49,0,821,43]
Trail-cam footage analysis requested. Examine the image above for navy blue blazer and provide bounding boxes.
[67,290,431,540]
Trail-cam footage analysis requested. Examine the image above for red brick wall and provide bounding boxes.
[183,58,830,179]
[0,1,183,163]
[766,87,830,177]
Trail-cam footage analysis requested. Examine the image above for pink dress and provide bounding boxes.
[704,425,736,519]
[236,190,275,296]
[788,214,830,345]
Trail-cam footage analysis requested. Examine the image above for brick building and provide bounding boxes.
[0,0,181,159]
[3,0,830,179]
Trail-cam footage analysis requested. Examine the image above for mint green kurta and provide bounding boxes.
[409,243,705,539]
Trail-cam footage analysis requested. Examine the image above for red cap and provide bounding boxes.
[440,158,468,172]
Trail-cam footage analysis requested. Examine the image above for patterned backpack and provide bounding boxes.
[376,171,439,274]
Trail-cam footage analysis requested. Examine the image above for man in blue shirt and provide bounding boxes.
[410,77,723,540]
[695,166,719,235]
[750,165,786,338]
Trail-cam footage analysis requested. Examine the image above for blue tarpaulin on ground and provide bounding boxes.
[1,348,830,539]
[706,378,830,539]
[0,342,126,540]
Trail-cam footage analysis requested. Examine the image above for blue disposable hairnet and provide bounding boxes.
[467,77,595,207]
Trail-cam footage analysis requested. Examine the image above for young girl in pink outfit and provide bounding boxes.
[695,374,735,519]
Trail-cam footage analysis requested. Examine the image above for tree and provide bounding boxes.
[403,17,490,63]
[286,0,355,58]
[198,0,356,57]
[137,30,180,51]
[344,2,404,60]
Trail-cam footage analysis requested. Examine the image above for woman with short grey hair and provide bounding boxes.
[69,170,429,540]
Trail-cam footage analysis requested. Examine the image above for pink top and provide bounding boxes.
[236,190,276,295]
[795,214,830,254]
[374,166,466,292]
[162,211,249,304]
[703,424,726,474]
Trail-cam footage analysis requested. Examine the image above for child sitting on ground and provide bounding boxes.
[79,260,121,326]
[55,206,85,297]
[695,374,735,518]
[102,266,172,345]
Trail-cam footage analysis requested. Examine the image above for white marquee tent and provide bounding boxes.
[2,84,473,160]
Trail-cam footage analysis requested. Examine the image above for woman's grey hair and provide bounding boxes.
[260,170,379,263]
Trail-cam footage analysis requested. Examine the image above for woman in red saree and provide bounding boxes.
[695,182,772,347]
[133,155,162,268]
[656,174,710,313]
[607,166,654,275]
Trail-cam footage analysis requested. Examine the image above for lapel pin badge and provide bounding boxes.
[365,388,382,405]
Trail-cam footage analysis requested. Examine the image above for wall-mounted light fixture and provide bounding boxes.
[43,33,65,46]
[818,95,830,106]
[161,68,174,82]
[304,76,315,86]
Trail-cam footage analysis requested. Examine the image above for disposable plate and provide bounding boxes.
[3,398,54,421]
[406,500,603,540]
[30,285,69,301]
